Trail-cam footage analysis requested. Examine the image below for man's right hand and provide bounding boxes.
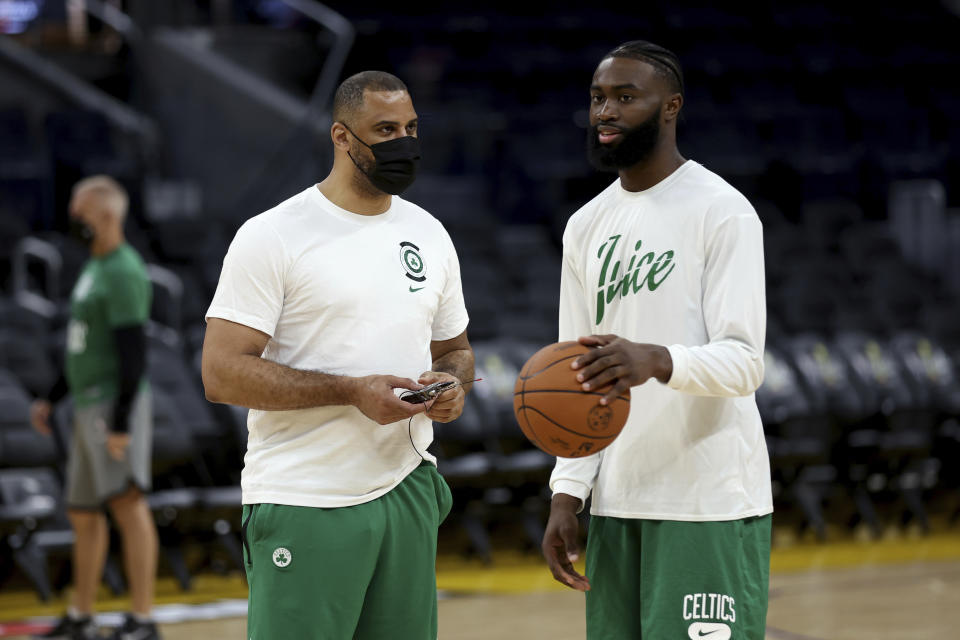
[542,493,591,591]
[30,399,53,436]
[351,375,429,425]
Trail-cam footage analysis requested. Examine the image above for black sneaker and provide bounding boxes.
[106,614,161,640]
[33,615,98,640]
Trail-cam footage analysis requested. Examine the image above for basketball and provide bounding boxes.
[513,341,630,458]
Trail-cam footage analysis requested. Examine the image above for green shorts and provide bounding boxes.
[241,461,453,640]
[585,514,771,640]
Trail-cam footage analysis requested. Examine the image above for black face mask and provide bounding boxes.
[343,124,421,195]
[69,219,95,246]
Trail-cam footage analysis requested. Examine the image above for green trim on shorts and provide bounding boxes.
[242,462,452,640]
[585,514,771,640]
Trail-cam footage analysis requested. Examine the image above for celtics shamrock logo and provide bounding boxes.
[272,547,292,568]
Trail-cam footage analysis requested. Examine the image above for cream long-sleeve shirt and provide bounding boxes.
[550,161,773,521]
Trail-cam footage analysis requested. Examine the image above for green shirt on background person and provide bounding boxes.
[65,243,151,406]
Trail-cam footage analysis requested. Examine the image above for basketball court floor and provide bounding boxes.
[1,527,958,639]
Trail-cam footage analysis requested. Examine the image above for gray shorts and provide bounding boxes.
[66,389,153,509]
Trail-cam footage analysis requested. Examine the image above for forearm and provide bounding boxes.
[203,353,358,411]
[45,374,69,404]
[431,348,475,388]
[550,456,601,511]
[112,324,146,433]
[666,337,763,397]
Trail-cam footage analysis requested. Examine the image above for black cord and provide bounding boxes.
[398,380,480,462]
[407,414,425,462]
[399,391,432,462]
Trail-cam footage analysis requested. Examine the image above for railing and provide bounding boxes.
[281,0,355,115]
[10,237,62,320]
[73,0,355,220]
[91,0,355,117]
[78,0,144,45]
[146,263,184,347]
[0,35,159,152]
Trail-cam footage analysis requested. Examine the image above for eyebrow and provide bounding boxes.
[590,83,641,91]
[372,118,418,127]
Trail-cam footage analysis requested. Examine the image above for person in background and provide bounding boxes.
[31,176,161,640]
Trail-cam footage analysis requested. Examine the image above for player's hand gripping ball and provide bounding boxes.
[513,341,630,458]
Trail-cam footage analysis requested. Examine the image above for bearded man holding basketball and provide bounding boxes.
[201,71,474,639]
[541,40,773,639]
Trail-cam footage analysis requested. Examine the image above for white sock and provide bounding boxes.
[67,607,90,621]
[133,613,153,625]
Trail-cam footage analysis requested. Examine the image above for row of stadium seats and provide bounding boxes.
[2,222,959,595]
[4,319,957,594]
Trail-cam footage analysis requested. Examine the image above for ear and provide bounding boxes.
[330,122,351,151]
[662,93,683,123]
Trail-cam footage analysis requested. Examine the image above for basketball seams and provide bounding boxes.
[519,409,552,453]
[516,374,564,454]
[518,375,533,444]
[515,389,630,402]
[517,353,581,380]
[516,404,620,441]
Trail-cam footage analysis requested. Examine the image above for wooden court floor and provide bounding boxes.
[3,532,959,639]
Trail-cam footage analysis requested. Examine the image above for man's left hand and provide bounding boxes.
[106,432,131,461]
[418,371,465,423]
[571,334,673,405]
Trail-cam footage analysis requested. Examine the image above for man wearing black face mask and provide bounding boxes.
[202,71,474,640]
[340,121,421,195]
[31,176,161,640]
[541,41,772,639]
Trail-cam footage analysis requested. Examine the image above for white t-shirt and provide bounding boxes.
[206,185,469,508]
[550,161,773,521]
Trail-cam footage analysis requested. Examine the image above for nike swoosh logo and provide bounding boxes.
[687,622,730,640]
[409,286,425,292]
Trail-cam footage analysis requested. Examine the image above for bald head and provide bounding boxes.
[72,175,129,222]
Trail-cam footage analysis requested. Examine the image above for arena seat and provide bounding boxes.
[758,342,837,540]
[0,467,125,600]
[0,369,58,469]
[431,398,496,563]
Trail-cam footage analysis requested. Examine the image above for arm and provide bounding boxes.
[550,234,603,501]
[430,330,474,384]
[419,229,474,423]
[418,330,474,423]
[110,324,146,433]
[30,375,69,436]
[574,211,766,402]
[543,229,595,592]
[103,324,146,460]
[665,212,766,396]
[201,317,426,424]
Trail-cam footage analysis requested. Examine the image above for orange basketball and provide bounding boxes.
[513,341,630,458]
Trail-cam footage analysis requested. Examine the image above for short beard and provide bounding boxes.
[348,143,384,197]
[587,108,662,171]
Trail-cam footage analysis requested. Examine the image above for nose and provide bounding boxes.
[594,98,618,122]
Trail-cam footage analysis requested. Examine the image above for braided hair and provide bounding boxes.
[604,40,685,97]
